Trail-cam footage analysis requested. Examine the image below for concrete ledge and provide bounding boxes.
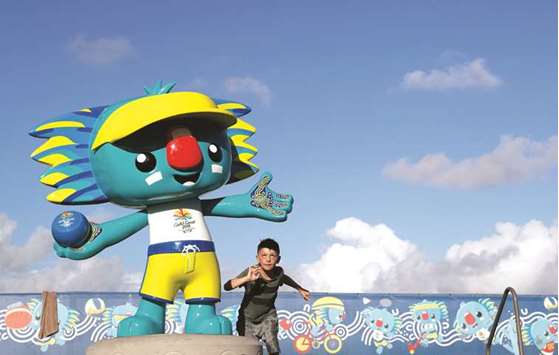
[86,334,262,355]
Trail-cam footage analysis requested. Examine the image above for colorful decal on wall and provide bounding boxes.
[0,294,556,354]
[278,296,363,354]
[521,297,558,355]
[454,298,497,342]
[89,299,136,341]
[361,305,402,354]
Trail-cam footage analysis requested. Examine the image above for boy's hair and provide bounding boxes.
[257,238,280,255]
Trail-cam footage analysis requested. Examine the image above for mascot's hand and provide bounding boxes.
[53,241,92,260]
[247,172,294,221]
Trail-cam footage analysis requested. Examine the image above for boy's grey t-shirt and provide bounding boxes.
[237,266,285,322]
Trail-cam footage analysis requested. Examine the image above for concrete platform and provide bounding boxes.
[86,334,263,355]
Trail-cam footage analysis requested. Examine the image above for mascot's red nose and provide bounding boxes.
[376,320,383,327]
[166,135,202,170]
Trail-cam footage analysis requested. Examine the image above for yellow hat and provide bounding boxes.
[91,92,237,150]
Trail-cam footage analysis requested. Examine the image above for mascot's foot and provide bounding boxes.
[184,304,232,335]
[117,314,165,337]
[117,297,166,337]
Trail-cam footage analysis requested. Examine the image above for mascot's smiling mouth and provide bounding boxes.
[174,171,200,186]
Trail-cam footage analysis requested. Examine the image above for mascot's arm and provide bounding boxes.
[53,210,148,260]
[201,172,293,221]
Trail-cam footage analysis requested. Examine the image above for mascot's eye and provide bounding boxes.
[135,153,156,172]
[431,314,436,319]
[544,331,549,336]
[462,323,467,329]
[208,144,222,162]
[384,324,389,329]
[476,311,483,318]
[417,315,421,320]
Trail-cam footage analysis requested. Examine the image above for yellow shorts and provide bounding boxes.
[140,250,221,303]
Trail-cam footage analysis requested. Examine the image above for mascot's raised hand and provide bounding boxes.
[30,81,294,337]
[202,172,293,221]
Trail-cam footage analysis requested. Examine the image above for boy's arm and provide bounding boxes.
[283,274,311,301]
[224,275,248,291]
[201,173,293,222]
[224,267,255,291]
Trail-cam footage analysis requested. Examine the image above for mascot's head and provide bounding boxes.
[30,81,259,207]
[454,299,496,337]
[362,307,400,336]
[523,318,557,354]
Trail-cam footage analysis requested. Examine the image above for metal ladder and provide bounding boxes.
[485,286,524,355]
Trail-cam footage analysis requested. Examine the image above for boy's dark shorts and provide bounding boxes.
[237,311,280,354]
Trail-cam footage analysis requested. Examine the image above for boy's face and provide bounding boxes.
[256,248,279,271]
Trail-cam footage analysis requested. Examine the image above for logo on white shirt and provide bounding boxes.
[173,209,196,233]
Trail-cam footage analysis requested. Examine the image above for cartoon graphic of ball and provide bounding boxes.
[85,298,106,316]
[5,302,32,329]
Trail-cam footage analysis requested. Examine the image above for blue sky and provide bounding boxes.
[0,0,556,294]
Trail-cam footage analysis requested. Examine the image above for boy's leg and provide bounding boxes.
[239,316,268,354]
[257,312,280,354]
[236,314,246,336]
[239,316,261,338]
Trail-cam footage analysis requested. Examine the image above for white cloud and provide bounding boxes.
[68,34,133,65]
[0,214,51,272]
[223,77,272,106]
[297,217,557,294]
[402,58,502,90]
[0,214,140,292]
[383,135,557,189]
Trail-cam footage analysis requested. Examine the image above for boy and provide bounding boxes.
[224,238,310,355]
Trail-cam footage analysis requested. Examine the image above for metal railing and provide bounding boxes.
[485,286,524,355]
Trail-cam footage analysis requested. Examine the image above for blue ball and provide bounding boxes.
[51,211,90,248]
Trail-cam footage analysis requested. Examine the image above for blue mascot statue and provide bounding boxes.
[30,81,293,337]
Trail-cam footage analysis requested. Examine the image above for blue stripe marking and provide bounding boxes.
[74,105,107,118]
[233,146,257,155]
[56,171,93,187]
[70,158,90,165]
[139,293,173,304]
[227,128,254,137]
[31,128,92,140]
[148,240,215,255]
[184,297,220,304]
[65,184,100,202]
